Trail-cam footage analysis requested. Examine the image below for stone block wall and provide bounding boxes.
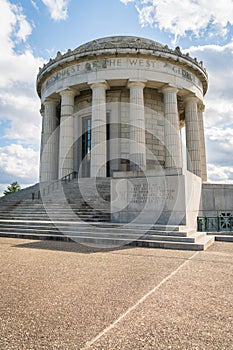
[199,183,233,217]
[73,87,166,174]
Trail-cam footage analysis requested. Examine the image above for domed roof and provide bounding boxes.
[37,35,208,96]
[73,36,164,54]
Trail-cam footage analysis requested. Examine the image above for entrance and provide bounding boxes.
[82,116,91,177]
[81,113,111,177]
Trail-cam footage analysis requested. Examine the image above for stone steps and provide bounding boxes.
[0,220,193,235]
[0,177,215,250]
[0,199,111,222]
[0,230,214,250]
[0,227,201,242]
[0,218,214,250]
[0,223,200,242]
[206,232,233,242]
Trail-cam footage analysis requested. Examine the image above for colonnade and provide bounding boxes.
[39,80,207,183]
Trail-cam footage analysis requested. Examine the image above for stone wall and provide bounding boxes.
[73,87,166,173]
[199,183,233,217]
[144,88,165,168]
[0,183,40,202]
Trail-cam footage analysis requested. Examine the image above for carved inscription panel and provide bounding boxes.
[42,57,202,96]
[116,180,176,210]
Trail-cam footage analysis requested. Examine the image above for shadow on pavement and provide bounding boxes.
[13,239,132,254]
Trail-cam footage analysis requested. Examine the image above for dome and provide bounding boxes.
[73,36,164,54]
[37,35,208,96]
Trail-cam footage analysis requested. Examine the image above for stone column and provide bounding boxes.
[127,81,146,171]
[198,104,207,182]
[162,86,182,169]
[108,91,121,174]
[40,98,59,182]
[58,89,76,179]
[185,95,202,178]
[90,81,108,177]
[39,106,45,182]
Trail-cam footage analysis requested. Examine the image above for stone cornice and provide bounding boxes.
[36,36,208,97]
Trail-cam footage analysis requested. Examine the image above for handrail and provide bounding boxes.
[32,172,78,200]
[61,171,78,183]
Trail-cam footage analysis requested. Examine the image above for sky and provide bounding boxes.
[0,0,233,195]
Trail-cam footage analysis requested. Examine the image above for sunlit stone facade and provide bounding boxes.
[37,36,208,183]
[37,36,209,226]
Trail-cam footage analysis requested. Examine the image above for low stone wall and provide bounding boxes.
[0,183,40,203]
[199,183,233,217]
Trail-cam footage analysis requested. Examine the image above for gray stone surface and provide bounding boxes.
[37,36,207,185]
[0,238,232,349]
[199,183,233,216]
[111,170,202,228]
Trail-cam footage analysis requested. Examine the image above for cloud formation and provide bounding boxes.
[41,0,69,21]
[0,144,39,181]
[207,164,233,184]
[184,41,233,182]
[120,0,233,42]
[0,0,44,192]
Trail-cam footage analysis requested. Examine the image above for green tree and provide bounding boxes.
[4,182,21,196]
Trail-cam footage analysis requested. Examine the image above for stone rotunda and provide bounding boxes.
[37,36,208,183]
[37,36,210,228]
[1,36,232,249]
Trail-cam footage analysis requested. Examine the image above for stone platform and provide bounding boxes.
[0,237,232,349]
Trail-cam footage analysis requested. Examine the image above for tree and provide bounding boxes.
[4,182,21,196]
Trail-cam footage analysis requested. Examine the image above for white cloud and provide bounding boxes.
[31,0,39,11]
[207,164,233,184]
[0,144,39,181]
[120,0,135,4]
[182,42,233,182]
[0,51,43,88]
[0,0,32,46]
[41,0,69,21]
[0,0,44,185]
[121,0,233,42]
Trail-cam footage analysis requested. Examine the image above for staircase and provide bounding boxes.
[0,201,214,251]
[0,178,215,251]
[0,201,110,222]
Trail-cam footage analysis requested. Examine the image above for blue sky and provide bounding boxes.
[0,0,233,195]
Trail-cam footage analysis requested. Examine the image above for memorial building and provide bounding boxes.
[1,36,232,249]
[37,36,209,228]
[37,36,207,182]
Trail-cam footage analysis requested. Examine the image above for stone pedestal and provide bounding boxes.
[111,170,202,228]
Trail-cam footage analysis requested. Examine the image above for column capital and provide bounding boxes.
[198,103,205,112]
[89,81,109,90]
[59,88,77,98]
[184,94,199,104]
[127,80,146,89]
[44,97,59,106]
[40,105,45,117]
[160,85,178,94]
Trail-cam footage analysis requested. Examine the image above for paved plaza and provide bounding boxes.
[0,238,232,350]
